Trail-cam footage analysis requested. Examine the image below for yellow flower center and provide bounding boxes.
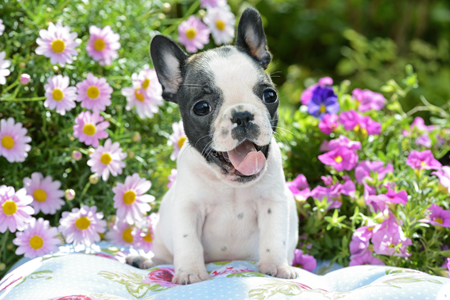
[52,88,64,101]
[354,124,360,133]
[186,28,197,40]
[29,235,44,250]
[435,217,443,224]
[122,228,134,243]
[143,232,153,243]
[421,161,427,167]
[1,136,14,150]
[94,38,106,51]
[100,153,112,165]
[368,226,375,231]
[33,189,47,202]
[178,136,187,149]
[134,88,145,102]
[51,39,66,53]
[215,20,225,31]
[334,156,343,163]
[123,190,136,205]
[87,86,100,99]
[83,124,97,136]
[142,78,150,90]
[2,200,17,216]
[319,104,327,113]
[361,128,368,136]
[75,216,91,230]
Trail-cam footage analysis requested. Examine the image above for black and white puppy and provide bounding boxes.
[127,7,299,284]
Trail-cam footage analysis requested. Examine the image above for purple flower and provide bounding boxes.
[355,161,394,184]
[418,204,450,228]
[406,150,441,170]
[319,140,330,152]
[292,249,316,272]
[350,250,385,266]
[403,117,435,136]
[352,88,386,112]
[318,146,359,171]
[321,175,333,186]
[311,181,355,209]
[372,214,412,257]
[366,188,408,213]
[432,166,450,193]
[349,226,375,255]
[287,174,311,201]
[318,114,339,135]
[301,77,333,105]
[178,16,210,53]
[328,135,361,151]
[307,86,339,120]
[415,133,432,148]
[339,110,381,135]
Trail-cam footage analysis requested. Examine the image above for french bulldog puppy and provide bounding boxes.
[127,7,299,284]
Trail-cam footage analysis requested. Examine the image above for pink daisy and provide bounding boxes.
[112,173,155,224]
[0,185,34,233]
[0,118,32,163]
[0,51,11,85]
[58,205,106,247]
[35,22,80,66]
[87,139,127,181]
[105,219,136,246]
[134,213,159,253]
[169,120,186,161]
[76,73,113,113]
[203,5,235,45]
[23,172,64,215]
[13,217,60,259]
[200,0,226,8]
[86,25,120,66]
[178,16,210,53]
[73,111,109,147]
[44,75,77,115]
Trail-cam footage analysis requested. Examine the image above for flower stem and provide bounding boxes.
[162,1,200,36]
[0,231,9,261]
[1,96,46,102]
[1,80,19,94]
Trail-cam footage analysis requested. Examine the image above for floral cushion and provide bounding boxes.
[1,242,449,300]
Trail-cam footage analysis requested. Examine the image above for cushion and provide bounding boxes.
[1,241,449,300]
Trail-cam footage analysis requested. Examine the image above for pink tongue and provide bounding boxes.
[227,140,266,176]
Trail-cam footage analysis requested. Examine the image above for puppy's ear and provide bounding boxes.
[150,35,189,103]
[236,8,271,69]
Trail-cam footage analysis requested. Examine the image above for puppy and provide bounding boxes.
[127,7,299,284]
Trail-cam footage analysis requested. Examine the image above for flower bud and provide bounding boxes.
[19,62,26,68]
[72,150,82,161]
[53,66,59,72]
[158,13,166,20]
[20,74,31,85]
[199,9,206,18]
[127,150,135,159]
[89,174,99,184]
[132,131,141,142]
[65,189,75,201]
[163,3,171,13]
[0,263,5,271]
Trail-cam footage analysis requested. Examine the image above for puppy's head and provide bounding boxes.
[151,8,278,186]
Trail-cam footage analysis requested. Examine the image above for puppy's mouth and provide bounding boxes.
[210,140,267,178]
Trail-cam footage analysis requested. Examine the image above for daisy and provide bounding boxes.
[13,217,60,259]
[203,5,235,45]
[0,51,11,85]
[0,19,4,36]
[0,118,32,163]
[200,0,226,8]
[178,16,210,53]
[76,73,113,113]
[58,205,106,247]
[169,120,186,161]
[112,173,155,224]
[43,75,77,115]
[87,139,127,181]
[35,22,80,66]
[105,219,136,246]
[86,25,120,66]
[134,213,159,252]
[23,172,65,215]
[73,111,109,147]
[0,185,34,233]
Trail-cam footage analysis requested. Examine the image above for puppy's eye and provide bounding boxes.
[263,89,278,103]
[193,101,212,116]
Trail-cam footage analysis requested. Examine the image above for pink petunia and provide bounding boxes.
[328,135,361,151]
[418,204,450,228]
[86,25,120,66]
[318,114,339,135]
[318,146,359,171]
[286,174,311,201]
[169,120,186,161]
[105,219,136,246]
[44,75,77,115]
[167,169,177,189]
[35,22,80,66]
[292,249,317,272]
[311,181,355,209]
[406,150,441,170]
[76,73,113,113]
[339,110,381,135]
[372,213,412,257]
[178,16,210,53]
[73,111,109,147]
[0,118,32,163]
[58,205,106,247]
[349,250,385,266]
[349,225,375,256]
[432,166,450,193]
[301,77,333,105]
[352,88,386,112]
[87,139,127,181]
[23,172,64,215]
[0,185,34,233]
[355,161,393,184]
[366,188,408,213]
[13,217,60,259]
[112,173,155,224]
[200,0,226,8]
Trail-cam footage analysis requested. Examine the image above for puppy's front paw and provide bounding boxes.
[172,265,209,285]
[126,255,155,269]
[258,262,299,279]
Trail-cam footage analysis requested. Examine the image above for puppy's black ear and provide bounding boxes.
[150,35,189,103]
[236,8,271,69]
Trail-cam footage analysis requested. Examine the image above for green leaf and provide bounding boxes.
[227,272,266,278]
[29,270,53,280]
[248,281,303,299]
[98,270,153,298]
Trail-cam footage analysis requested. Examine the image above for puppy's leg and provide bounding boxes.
[171,201,209,284]
[126,235,173,269]
[257,198,299,279]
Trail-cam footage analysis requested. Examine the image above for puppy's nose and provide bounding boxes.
[232,111,254,128]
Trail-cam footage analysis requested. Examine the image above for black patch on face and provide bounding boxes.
[253,82,279,132]
[230,111,261,143]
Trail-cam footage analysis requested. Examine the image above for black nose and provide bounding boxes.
[232,111,254,128]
